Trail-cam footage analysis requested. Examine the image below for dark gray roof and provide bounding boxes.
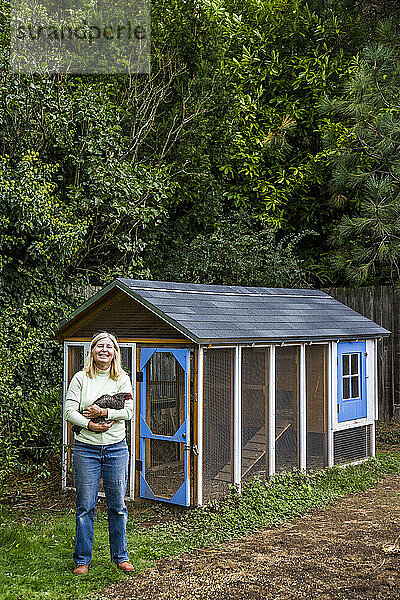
[115,279,390,343]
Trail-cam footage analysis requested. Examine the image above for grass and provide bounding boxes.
[1,450,400,600]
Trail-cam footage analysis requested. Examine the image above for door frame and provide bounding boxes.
[337,341,367,423]
[138,348,191,506]
[62,340,136,498]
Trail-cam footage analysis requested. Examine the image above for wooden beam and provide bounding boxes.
[63,337,192,344]
[269,345,276,476]
[233,345,242,489]
[197,346,204,506]
[135,348,141,500]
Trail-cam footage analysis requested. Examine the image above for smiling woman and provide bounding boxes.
[64,331,135,575]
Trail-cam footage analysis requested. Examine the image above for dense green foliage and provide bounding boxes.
[1,0,400,479]
[320,24,400,284]
[1,451,399,599]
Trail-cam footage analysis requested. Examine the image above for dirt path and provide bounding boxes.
[101,476,400,600]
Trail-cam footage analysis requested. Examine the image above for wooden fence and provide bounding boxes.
[324,287,400,422]
[73,284,399,422]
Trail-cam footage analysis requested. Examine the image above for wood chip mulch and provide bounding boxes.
[99,476,400,600]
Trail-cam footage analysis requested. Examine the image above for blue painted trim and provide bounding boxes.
[143,480,188,506]
[140,415,153,438]
[139,348,190,507]
[139,473,156,500]
[139,416,187,442]
[140,348,157,370]
[337,341,367,422]
[140,416,187,442]
[169,480,188,505]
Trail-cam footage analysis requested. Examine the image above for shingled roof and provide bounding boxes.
[58,278,390,343]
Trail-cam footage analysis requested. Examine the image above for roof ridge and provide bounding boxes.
[124,283,327,299]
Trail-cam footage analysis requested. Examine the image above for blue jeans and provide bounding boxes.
[72,439,130,566]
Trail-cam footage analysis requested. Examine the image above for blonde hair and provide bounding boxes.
[84,332,124,380]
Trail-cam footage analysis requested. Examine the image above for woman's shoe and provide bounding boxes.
[73,564,90,575]
[117,561,135,573]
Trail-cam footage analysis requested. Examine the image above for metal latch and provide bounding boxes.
[184,444,199,455]
[135,460,143,471]
[136,371,144,382]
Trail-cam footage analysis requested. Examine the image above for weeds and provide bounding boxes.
[0,451,400,600]
[376,420,400,446]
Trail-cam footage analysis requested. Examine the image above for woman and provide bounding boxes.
[65,331,135,575]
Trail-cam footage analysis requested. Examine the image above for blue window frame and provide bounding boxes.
[337,341,367,422]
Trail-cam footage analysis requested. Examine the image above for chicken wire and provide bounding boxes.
[306,344,328,469]
[65,345,84,489]
[147,351,183,437]
[241,347,269,481]
[275,345,300,472]
[202,348,233,503]
[65,344,135,495]
[145,439,185,499]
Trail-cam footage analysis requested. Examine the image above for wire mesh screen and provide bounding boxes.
[147,352,183,436]
[145,439,185,499]
[203,348,233,503]
[65,345,84,488]
[306,345,328,469]
[241,347,269,481]
[275,346,299,472]
[119,346,133,495]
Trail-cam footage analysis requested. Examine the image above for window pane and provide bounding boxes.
[351,376,359,399]
[343,377,350,399]
[342,355,350,376]
[351,354,359,375]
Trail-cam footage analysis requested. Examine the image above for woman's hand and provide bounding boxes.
[83,404,106,419]
[88,420,115,432]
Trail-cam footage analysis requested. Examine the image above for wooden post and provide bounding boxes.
[135,348,141,499]
[265,347,269,475]
[128,344,137,499]
[233,345,242,490]
[268,345,276,476]
[299,344,306,470]
[197,346,204,506]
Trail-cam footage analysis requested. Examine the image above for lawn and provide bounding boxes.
[1,450,400,600]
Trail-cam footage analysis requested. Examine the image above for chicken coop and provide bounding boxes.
[55,279,390,507]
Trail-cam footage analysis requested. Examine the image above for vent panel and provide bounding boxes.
[334,426,372,464]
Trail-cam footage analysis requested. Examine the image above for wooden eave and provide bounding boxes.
[54,279,199,343]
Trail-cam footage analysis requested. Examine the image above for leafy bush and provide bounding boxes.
[156,213,311,288]
[376,420,400,446]
[0,304,64,489]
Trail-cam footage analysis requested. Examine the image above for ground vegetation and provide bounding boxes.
[1,0,400,482]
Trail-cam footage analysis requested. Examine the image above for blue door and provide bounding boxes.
[337,341,367,422]
[139,348,190,506]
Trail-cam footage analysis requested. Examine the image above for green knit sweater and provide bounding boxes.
[64,367,134,446]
